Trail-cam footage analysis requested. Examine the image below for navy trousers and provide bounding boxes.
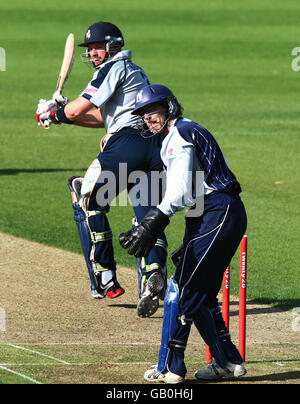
[168,192,247,377]
[86,128,167,272]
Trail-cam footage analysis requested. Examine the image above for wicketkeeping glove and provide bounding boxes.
[119,208,170,258]
[171,244,185,267]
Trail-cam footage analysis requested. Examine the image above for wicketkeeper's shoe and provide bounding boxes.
[194,360,247,381]
[137,271,165,317]
[144,365,184,384]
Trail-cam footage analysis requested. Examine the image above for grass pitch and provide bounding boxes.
[0,234,299,385]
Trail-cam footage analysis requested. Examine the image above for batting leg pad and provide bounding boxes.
[137,258,167,299]
[68,179,97,290]
[132,216,168,299]
[67,176,124,298]
[157,276,180,372]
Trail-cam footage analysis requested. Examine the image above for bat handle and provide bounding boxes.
[43,119,51,129]
[52,90,62,103]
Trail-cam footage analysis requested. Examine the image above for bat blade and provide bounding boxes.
[54,33,75,96]
[43,34,75,129]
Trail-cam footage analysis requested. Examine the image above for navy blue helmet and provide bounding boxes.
[79,22,124,69]
[132,84,180,118]
[78,22,124,49]
[132,84,182,137]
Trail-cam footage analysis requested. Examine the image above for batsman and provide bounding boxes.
[35,22,168,316]
[120,84,248,383]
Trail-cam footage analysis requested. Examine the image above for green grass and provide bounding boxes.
[0,342,299,384]
[0,0,300,309]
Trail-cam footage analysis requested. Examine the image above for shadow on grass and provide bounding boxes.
[108,303,137,310]
[109,298,298,313]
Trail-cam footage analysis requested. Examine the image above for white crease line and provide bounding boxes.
[251,341,300,345]
[8,340,300,346]
[0,363,90,366]
[1,342,148,346]
[112,362,151,366]
[7,343,70,364]
[45,342,147,346]
[0,365,42,384]
[0,361,150,367]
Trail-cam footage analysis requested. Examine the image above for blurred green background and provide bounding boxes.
[0,0,299,309]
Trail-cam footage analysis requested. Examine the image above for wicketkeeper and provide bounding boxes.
[35,22,167,316]
[120,84,248,383]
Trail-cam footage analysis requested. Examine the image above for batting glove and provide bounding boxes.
[119,208,169,258]
[52,92,69,106]
[35,99,59,128]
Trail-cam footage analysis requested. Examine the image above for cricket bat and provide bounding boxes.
[44,33,75,129]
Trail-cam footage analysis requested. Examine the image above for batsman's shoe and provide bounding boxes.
[194,360,247,381]
[90,288,103,299]
[137,271,165,317]
[106,280,125,299]
[90,283,125,299]
[94,272,125,299]
[144,366,184,384]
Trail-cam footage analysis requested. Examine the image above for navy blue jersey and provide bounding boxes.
[176,118,239,192]
[158,118,241,216]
